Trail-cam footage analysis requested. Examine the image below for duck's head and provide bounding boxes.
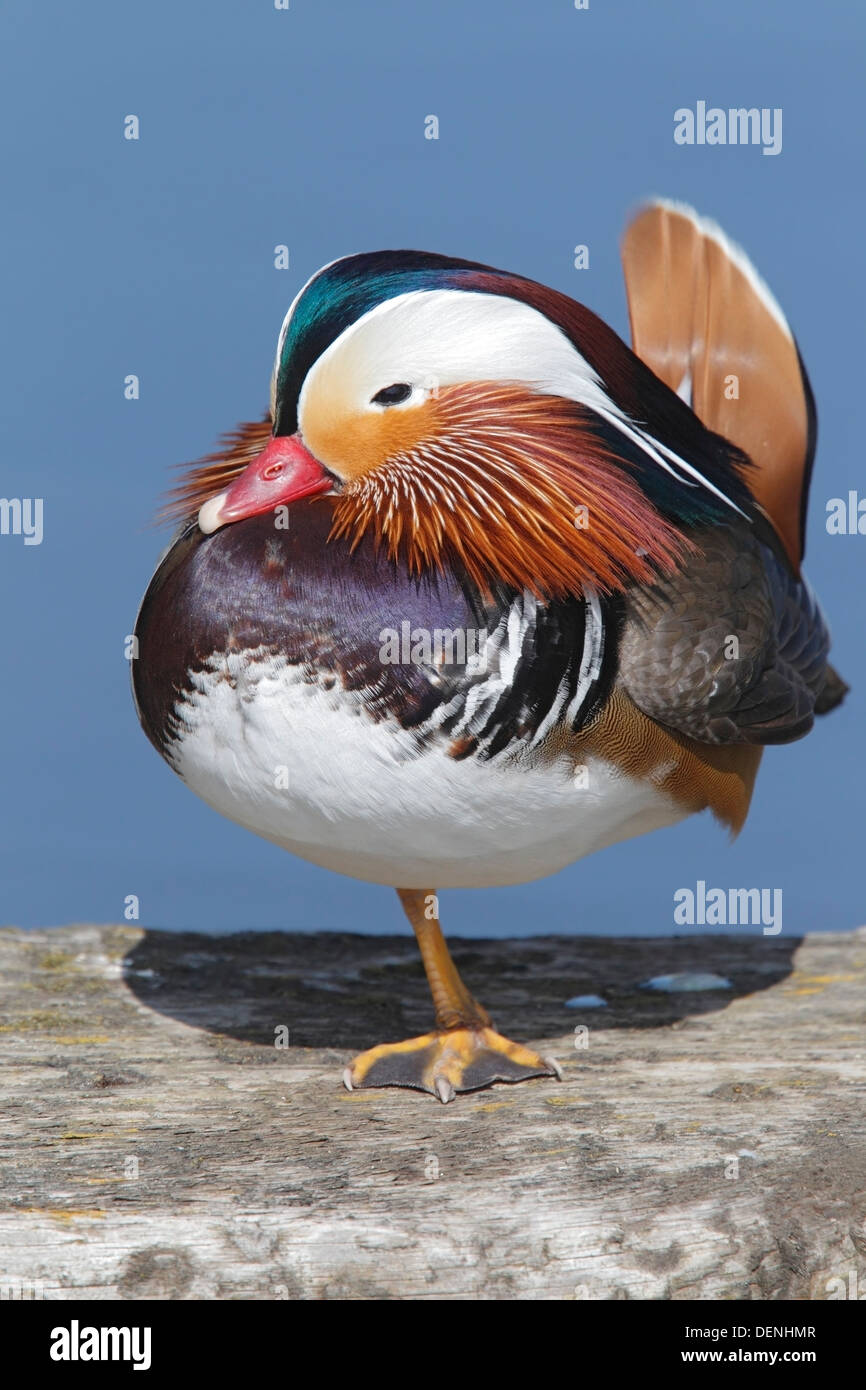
[182,250,753,599]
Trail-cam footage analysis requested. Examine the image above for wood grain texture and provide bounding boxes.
[1,923,864,1301]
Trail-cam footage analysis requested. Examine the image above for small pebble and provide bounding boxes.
[564,994,608,1008]
[641,971,732,992]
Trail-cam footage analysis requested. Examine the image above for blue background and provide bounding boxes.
[1,0,863,938]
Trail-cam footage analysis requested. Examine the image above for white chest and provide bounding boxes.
[170,653,686,888]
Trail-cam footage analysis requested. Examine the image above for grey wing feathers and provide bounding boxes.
[618,525,835,745]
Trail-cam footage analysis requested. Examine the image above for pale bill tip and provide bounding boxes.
[198,492,228,535]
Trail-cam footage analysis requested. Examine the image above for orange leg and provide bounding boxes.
[343,889,562,1103]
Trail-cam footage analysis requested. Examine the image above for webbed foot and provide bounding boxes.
[343,1026,562,1102]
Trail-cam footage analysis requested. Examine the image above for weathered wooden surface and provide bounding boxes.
[0,922,864,1300]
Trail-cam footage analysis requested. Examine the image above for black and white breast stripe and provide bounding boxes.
[419,584,621,761]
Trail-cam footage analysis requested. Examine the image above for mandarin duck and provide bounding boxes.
[133,199,846,1102]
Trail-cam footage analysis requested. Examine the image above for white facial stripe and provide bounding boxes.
[294,284,745,519]
[297,288,616,418]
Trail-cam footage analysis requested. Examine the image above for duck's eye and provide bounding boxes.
[371,382,412,406]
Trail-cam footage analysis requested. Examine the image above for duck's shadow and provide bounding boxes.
[122,928,798,1051]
